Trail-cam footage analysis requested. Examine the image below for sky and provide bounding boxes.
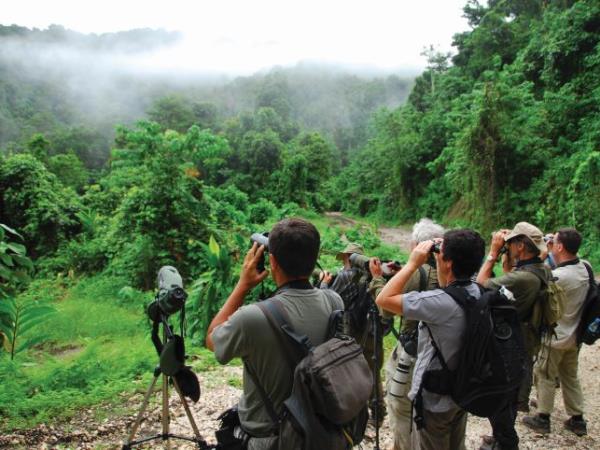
[2,0,472,75]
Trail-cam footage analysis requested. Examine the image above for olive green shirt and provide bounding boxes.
[212,288,343,439]
[369,263,438,334]
[484,263,547,321]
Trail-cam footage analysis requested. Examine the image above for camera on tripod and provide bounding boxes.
[147,266,188,322]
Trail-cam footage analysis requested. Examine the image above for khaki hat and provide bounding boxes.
[336,242,364,260]
[505,222,547,253]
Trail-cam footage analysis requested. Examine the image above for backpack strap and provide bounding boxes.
[582,262,596,286]
[418,266,428,292]
[243,361,281,429]
[241,299,314,431]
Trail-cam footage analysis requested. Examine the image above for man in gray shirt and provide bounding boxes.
[206,218,343,450]
[523,228,589,436]
[376,229,485,450]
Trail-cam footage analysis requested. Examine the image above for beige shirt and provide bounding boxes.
[552,260,590,349]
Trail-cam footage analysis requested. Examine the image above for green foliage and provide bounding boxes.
[0,154,81,257]
[248,198,278,224]
[330,0,600,265]
[47,151,89,191]
[186,236,237,346]
[0,296,56,359]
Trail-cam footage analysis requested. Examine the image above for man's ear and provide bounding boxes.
[269,253,278,272]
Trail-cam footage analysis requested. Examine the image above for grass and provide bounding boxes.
[0,274,221,432]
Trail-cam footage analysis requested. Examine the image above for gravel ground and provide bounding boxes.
[2,343,598,449]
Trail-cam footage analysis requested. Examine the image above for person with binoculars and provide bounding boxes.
[367,218,444,450]
[206,218,344,450]
[376,228,485,450]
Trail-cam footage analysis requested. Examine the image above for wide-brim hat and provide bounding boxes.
[505,222,547,253]
[336,242,364,260]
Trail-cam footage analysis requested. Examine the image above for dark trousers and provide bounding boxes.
[488,389,519,450]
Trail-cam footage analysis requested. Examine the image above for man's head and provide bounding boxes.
[336,242,364,268]
[411,218,445,248]
[439,229,485,281]
[268,218,320,282]
[504,222,546,263]
[551,228,582,264]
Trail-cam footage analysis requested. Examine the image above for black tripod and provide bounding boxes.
[122,316,212,450]
[366,298,384,450]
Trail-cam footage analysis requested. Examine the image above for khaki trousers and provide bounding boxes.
[384,343,413,450]
[411,404,467,450]
[534,344,584,417]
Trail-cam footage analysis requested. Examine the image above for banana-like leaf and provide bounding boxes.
[208,235,220,256]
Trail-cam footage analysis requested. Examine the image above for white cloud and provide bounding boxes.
[2,0,471,74]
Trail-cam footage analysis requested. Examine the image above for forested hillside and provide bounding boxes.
[1,0,600,439]
[0,24,412,168]
[332,0,600,263]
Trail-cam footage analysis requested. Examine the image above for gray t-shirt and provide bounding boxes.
[403,282,481,413]
[552,261,590,349]
[212,287,343,439]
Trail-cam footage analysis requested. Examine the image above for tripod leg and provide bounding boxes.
[125,374,160,444]
[172,378,202,440]
[162,374,171,450]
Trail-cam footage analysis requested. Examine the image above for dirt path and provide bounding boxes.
[324,212,413,252]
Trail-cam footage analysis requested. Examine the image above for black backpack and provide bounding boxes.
[336,271,372,338]
[577,262,600,345]
[245,300,372,450]
[415,284,525,425]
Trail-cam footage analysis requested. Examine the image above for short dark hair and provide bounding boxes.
[269,218,320,278]
[556,228,582,254]
[441,229,485,279]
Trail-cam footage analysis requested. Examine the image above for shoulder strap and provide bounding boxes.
[422,322,450,372]
[582,262,596,286]
[418,266,427,292]
[241,299,312,429]
[243,361,281,427]
[520,264,551,287]
[257,300,312,367]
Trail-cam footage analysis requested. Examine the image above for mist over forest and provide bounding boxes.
[0,24,414,168]
[1,1,600,445]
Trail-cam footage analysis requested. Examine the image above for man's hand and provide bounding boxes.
[238,243,269,291]
[319,270,333,284]
[407,240,435,269]
[369,257,383,278]
[490,230,509,258]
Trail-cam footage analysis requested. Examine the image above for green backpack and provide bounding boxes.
[522,266,566,342]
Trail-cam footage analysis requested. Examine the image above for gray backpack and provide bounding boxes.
[246,300,372,450]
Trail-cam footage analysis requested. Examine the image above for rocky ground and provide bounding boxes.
[2,218,599,449]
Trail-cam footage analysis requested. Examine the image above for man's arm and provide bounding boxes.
[376,241,434,316]
[477,231,508,285]
[206,243,268,351]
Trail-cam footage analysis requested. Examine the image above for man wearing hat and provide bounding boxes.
[320,242,386,426]
[477,221,552,450]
